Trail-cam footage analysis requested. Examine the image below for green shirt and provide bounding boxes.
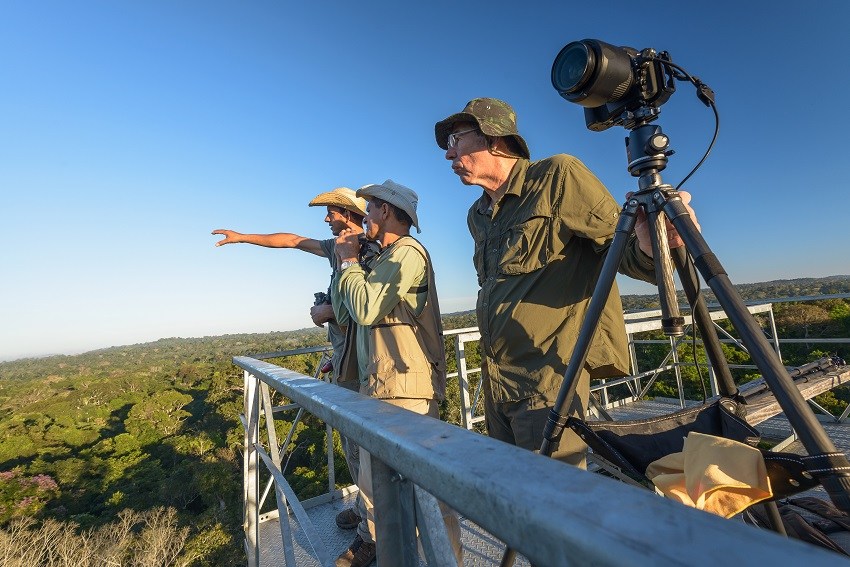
[337,237,428,385]
[468,154,655,402]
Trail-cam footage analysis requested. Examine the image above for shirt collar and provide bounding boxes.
[474,158,529,216]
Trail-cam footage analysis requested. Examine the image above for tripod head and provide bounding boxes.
[621,134,685,338]
[552,37,718,194]
[627,122,673,183]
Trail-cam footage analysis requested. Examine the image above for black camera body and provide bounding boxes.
[551,39,676,131]
[313,236,380,308]
[358,235,381,272]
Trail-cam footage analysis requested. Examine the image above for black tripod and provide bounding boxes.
[547,120,850,504]
[500,119,850,567]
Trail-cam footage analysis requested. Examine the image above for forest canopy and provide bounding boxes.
[1,276,848,565]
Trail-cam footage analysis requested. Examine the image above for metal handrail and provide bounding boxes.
[237,356,846,566]
[443,303,781,423]
[239,296,850,564]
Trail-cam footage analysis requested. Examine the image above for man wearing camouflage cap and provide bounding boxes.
[212,186,370,531]
[333,179,462,567]
[435,98,696,468]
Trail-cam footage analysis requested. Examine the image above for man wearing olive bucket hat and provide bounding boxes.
[433,98,699,470]
[212,186,372,532]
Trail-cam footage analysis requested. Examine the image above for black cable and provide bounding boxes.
[644,56,721,191]
[676,102,719,191]
[688,265,709,404]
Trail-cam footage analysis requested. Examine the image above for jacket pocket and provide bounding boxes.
[366,324,435,399]
[499,215,552,275]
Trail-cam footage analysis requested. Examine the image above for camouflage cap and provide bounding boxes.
[434,97,530,159]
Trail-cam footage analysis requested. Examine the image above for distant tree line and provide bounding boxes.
[619,274,850,311]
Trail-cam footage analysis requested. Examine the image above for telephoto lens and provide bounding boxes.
[551,39,636,108]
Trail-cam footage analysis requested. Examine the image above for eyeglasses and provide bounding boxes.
[447,128,478,149]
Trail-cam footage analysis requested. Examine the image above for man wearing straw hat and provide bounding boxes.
[212,186,371,531]
[333,179,462,567]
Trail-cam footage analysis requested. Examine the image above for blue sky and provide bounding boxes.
[2,1,849,361]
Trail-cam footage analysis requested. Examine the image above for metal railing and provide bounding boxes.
[238,295,850,565]
[444,304,783,427]
[237,356,847,566]
[448,301,849,426]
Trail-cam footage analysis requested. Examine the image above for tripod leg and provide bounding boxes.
[672,247,740,400]
[647,208,684,336]
[761,500,788,537]
[539,199,639,456]
[657,191,850,511]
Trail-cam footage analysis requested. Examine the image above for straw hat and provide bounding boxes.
[308,187,368,217]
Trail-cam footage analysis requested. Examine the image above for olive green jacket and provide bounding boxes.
[468,154,655,403]
[336,236,447,401]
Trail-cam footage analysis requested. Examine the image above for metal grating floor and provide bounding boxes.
[259,491,531,566]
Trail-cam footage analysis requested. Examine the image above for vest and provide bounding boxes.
[338,237,447,401]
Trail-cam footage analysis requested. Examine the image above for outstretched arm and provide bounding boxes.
[211,229,325,257]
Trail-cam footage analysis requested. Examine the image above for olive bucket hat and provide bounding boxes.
[434,97,530,159]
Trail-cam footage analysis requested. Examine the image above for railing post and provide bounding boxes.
[695,328,721,398]
[455,334,474,430]
[318,354,337,496]
[669,336,686,408]
[705,355,719,399]
[627,330,640,404]
[370,456,418,566]
[243,370,260,567]
[767,304,783,361]
[259,383,299,565]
